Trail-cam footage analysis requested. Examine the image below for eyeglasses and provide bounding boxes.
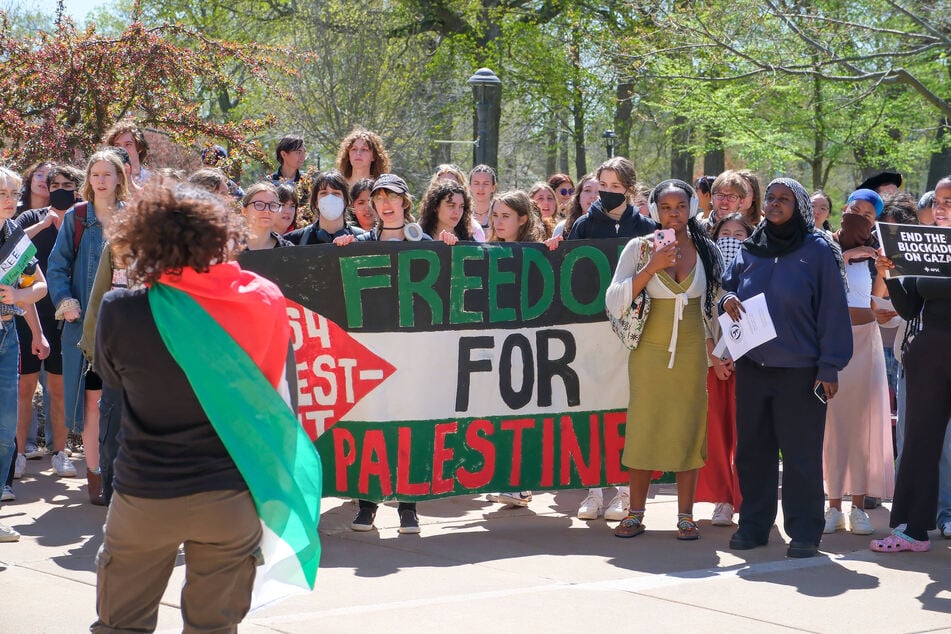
[372,192,403,204]
[246,201,282,212]
[559,188,574,196]
[713,192,740,203]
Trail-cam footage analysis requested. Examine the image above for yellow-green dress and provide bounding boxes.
[621,266,709,472]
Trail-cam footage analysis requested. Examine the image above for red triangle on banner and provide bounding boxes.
[286,299,395,440]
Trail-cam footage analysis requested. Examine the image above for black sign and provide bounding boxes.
[876,222,951,278]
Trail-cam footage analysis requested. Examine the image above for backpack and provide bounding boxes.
[72,201,90,257]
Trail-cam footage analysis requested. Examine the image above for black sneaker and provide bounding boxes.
[350,508,376,532]
[398,508,420,534]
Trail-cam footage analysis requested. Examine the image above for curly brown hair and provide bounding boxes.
[103,119,149,162]
[335,127,391,180]
[108,180,246,286]
[418,180,473,240]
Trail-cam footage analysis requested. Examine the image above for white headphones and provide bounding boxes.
[648,179,699,221]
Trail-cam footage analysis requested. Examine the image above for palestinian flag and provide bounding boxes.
[148,262,322,611]
[0,222,37,286]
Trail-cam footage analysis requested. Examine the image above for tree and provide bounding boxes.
[0,14,291,168]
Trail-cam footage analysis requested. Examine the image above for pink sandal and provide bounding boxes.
[870,529,931,553]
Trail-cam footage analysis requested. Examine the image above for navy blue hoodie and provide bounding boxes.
[566,201,658,240]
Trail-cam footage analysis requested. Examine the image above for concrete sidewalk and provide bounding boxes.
[1,457,949,633]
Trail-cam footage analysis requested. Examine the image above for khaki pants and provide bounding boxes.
[91,489,261,633]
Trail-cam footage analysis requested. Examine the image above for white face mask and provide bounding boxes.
[318,194,345,220]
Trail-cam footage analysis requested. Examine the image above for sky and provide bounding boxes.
[13,0,111,23]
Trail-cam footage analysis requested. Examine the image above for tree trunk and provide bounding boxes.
[545,118,558,177]
[670,115,694,181]
[927,118,951,191]
[703,126,724,176]
[614,78,635,160]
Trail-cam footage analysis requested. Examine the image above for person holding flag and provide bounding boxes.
[91,181,322,632]
[0,166,50,541]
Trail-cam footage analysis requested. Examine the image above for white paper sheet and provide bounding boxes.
[717,293,777,360]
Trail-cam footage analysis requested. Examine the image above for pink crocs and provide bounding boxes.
[870,529,931,553]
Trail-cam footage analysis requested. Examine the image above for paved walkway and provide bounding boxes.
[1,457,949,633]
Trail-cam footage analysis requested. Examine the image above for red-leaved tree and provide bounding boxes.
[0,14,296,170]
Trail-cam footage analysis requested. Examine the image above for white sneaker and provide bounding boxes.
[51,451,77,477]
[711,502,735,526]
[0,523,20,542]
[941,522,951,539]
[1,485,14,502]
[577,491,603,520]
[604,490,631,521]
[823,507,846,533]
[498,491,532,507]
[849,507,873,535]
[24,442,44,459]
[13,454,25,479]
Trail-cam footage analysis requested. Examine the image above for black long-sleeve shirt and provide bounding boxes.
[95,288,248,498]
[885,276,951,331]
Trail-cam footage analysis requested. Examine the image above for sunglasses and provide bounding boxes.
[559,188,574,196]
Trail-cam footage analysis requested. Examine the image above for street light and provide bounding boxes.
[603,130,616,159]
[467,68,502,170]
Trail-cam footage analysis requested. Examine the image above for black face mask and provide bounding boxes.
[49,188,77,211]
[599,190,627,213]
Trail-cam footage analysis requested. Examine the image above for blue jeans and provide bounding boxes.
[0,320,20,485]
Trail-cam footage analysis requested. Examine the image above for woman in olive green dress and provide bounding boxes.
[605,179,723,540]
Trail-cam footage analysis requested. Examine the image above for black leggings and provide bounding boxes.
[890,329,951,537]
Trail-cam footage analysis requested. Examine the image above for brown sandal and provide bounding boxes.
[614,513,646,538]
[677,516,700,540]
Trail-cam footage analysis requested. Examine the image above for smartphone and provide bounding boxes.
[653,228,676,250]
[813,382,828,404]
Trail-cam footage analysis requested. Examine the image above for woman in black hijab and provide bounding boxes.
[719,177,852,558]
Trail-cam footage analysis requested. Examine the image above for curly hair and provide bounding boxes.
[880,191,918,225]
[103,119,149,162]
[418,180,473,240]
[108,180,245,286]
[336,127,391,180]
[489,190,544,243]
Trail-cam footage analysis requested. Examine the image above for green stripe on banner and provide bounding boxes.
[148,283,322,598]
[0,229,37,286]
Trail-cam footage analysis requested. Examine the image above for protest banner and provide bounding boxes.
[877,222,951,278]
[241,239,636,502]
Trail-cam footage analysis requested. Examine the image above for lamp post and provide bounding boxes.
[467,68,501,171]
[603,130,616,159]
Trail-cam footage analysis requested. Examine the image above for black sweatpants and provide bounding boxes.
[890,329,951,533]
[735,359,827,546]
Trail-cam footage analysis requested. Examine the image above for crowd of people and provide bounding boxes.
[1,122,949,572]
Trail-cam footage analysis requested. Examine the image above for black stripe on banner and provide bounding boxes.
[241,239,629,333]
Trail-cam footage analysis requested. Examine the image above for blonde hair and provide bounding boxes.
[81,151,131,204]
[0,166,23,193]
